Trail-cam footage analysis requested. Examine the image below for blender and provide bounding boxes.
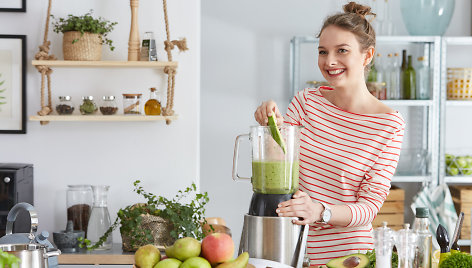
[232,125,309,267]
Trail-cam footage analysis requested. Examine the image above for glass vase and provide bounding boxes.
[400,0,455,36]
[87,185,112,250]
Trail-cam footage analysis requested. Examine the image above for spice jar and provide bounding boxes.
[80,96,98,115]
[67,185,93,236]
[122,93,142,115]
[56,96,75,115]
[100,96,118,115]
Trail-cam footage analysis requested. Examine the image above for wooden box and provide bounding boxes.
[372,186,405,230]
[450,186,472,239]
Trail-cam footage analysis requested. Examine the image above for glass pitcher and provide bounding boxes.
[87,185,112,250]
[232,125,303,194]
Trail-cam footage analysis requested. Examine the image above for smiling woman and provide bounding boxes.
[254,1,405,267]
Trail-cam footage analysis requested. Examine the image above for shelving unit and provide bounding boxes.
[290,35,441,185]
[30,60,179,123]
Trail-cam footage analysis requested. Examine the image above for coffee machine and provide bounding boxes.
[0,163,34,237]
[233,125,309,267]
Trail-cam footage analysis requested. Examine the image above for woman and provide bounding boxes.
[254,2,405,266]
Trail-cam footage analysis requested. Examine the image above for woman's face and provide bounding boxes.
[318,25,373,89]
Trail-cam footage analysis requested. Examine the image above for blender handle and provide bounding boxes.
[233,134,251,181]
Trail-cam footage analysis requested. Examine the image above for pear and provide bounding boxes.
[180,256,211,268]
[164,237,201,261]
[153,258,182,268]
[215,252,249,268]
[135,244,161,268]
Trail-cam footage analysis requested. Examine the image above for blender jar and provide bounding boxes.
[233,125,303,194]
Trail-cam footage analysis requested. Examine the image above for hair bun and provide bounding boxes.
[343,1,376,20]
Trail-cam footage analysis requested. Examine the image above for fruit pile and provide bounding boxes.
[134,233,249,268]
[445,154,472,176]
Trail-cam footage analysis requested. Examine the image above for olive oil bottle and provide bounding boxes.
[144,87,161,115]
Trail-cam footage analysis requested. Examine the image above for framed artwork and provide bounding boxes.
[0,35,26,134]
[0,0,26,12]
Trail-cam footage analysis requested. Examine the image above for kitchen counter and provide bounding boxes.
[58,243,134,265]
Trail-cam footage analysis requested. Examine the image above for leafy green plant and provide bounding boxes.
[81,180,209,250]
[51,10,118,51]
[0,249,20,268]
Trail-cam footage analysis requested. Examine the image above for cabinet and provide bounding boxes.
[290,35,441,184]
[439,37,472,247]
[30,60,178,123]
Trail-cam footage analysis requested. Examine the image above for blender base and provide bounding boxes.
[248,193,293,216]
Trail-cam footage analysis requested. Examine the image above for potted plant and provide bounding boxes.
[51,10,117,61]
[80,180,210,251]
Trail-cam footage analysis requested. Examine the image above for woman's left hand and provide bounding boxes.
[276,190,323,225]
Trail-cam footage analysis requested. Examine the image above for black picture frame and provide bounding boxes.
[0,0,26,12]
[0,35,26,134]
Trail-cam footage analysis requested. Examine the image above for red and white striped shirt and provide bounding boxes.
[284,87,405,266]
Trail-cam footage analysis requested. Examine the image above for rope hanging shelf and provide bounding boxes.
[32,0,186,125]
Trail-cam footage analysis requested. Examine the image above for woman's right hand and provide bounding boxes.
[254,100,284,126]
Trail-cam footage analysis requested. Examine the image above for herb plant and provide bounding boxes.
[81,180,209,250]
[0,249,20,267]
[51,10,118,51]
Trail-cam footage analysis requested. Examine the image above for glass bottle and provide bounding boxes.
[392,53,402,99]
[401,49,407,99]
[416,56,430,100]
[385,54,394,99]
[375,53,387,100]
[373,222,396,268]
[413,207,432,268]
[80,96,98,115]
[367,57,378,83]
[67,185,93,236]
[56,96,75,115]
[122,94,142,115]
[87,185,112,250]
[144,87,161,115]
[403,55,417,100]
[100,96,118,115]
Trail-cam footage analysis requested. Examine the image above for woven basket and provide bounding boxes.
[447,68,472,100]
[63,31,102,61]
[120,214,175,252]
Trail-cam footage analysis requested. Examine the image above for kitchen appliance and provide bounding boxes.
[0,202,60,268]
[233,125,309,267]
[0,163,33,237]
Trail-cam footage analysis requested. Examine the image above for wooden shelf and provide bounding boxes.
[29,115,178,122]
[31,60,178,68]
[58,244,134,265]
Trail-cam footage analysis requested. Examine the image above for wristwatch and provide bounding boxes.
[316,202,332,224]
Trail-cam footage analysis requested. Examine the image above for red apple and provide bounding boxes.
[201,233,234,265]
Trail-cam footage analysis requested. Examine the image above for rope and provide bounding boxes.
[162,0,188,124]
[35,0,56,123]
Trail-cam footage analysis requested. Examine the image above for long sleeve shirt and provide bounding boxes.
[284,87,405,266]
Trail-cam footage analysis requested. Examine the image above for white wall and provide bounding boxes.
[0,0,200,247]
[201,0,471,249]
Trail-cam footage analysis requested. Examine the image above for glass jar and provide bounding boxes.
[56,96,75,115]
[66,185,93,236]
[100,96,118,115]
[80,96,98,115]
[122,93,142,115]
[87,185,112,250]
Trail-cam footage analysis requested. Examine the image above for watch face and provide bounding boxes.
[322,210,331,222]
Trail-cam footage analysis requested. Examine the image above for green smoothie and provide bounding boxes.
[252,160,299,194]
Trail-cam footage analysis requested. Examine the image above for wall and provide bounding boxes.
[0,0,200,248]
[201,0,471,249]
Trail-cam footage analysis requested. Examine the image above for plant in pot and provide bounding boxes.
[51,10,117,61]
[79,180,210,251]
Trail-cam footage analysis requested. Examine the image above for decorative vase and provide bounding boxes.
[63,31,102,61]
[400,0,455,36]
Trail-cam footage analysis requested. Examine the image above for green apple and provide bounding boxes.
[447,166,459,176]
[445,154,455,166]
[154,258,182,268]
[455,156,468,169]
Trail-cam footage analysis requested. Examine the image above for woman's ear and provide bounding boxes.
[364,47,375,66]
